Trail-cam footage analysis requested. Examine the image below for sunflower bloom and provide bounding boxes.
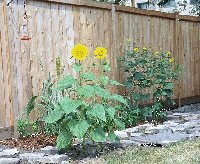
[94,47,107,59]
[166,51,171,57]
[143,47,147,51]
[169,58,174,63]
[71,44,89,61]
[133,47,139,53]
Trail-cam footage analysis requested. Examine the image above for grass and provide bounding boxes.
[71,137,200,164]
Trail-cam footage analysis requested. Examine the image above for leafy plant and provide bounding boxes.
[47,60,127,150]
[118,47,182,126]
[18,45,127,151]
[17,119,39,136]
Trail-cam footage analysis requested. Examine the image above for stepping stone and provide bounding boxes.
[34,154,68,163]
[114,131,129,140]
[0,148,19,158]
[129,131,191,146]
[40,146,58,155]
[19,153,45,161]
[0,158,21,164]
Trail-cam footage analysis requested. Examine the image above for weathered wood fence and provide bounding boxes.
[0,0,200,138]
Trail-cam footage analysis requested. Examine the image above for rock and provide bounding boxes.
[35,154,68,163]
[123,127,139,133]
[0,148,19,157]
[126,132,142,138]
[129,131,191,146]
[163,121,179,127]
[144,127,160,134]
[0,158,21,164]
[170,127,186,133]
[61,161,70,164]
[19,153,45,162]
[166,115,180,120]
[40,146,58,155]
[119,140,138,148]
[114,131,129,140]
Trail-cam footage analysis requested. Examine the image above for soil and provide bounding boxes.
[0,133,57,150]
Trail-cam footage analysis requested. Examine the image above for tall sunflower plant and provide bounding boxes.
[42,44,127,150]
[118,46,182,126]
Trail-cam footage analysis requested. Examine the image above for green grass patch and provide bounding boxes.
[76,138,200,164]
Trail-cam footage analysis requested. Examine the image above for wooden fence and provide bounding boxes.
[0,0,199,138]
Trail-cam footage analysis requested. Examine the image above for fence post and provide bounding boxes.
[111,3,117,93]
[174,12,181,107]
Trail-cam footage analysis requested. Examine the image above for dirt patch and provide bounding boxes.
[0,133,57,150]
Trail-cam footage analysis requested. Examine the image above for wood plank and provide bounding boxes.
[37,0,200,22]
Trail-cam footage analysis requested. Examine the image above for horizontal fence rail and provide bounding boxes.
[0,0,200,138]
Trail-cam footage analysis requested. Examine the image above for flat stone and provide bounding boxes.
[0,158,21,164]
[119,140,138,148]
[33,154,68,163]
[144,127,159,134]
[163,121,179,127]
[114,131,129,140]
[129,131,191,145]
[40,146,58,155]
[166,115,180,120]
[0,148,19,157]
[61,161,70,164]
[123,127,139,133]
[19,152,45,160]
[126,132,142,138]
[170,127,186,133]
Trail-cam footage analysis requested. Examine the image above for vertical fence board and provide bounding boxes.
[0,0,200,137]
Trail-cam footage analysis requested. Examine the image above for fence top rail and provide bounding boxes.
[35,0,200,22]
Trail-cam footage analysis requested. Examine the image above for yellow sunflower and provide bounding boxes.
[143,47,147,51]
[169,58,174,63]
[166,51,171,57]
[71,44,89,61]
[94,47,107,59]
[133,47,139,53]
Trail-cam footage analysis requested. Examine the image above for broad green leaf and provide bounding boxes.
[132,93,140,101]
[114,117,125,130]
[105,107,115,119]
[68,120,90,139]
[111,94,127,105]
[86,104,106,121]
[99,76,109,86]
[161,90,168,96]
[103,64,111,71]
[91,127,106,142]
[77,85,94,98]
[45,105,64,123]
[76,85,95,98]
[56,130,72,149]
[134,72,144,80]
[74,63,82,72]
[125,81,133,88]
[94,86,111,99]
[56,75,76,90]
[60,97,82,115]
[110,80,122,86]
[164,82,173,90]
[107,133,120,143]
[81,72,96,81]
[164,89,173,96]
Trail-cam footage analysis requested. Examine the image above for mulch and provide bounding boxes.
[0,133,57,150]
